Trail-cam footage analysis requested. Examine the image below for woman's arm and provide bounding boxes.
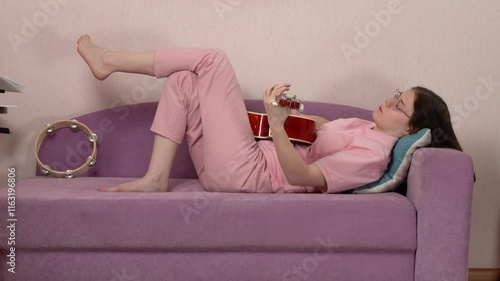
[263,84,327,188]
[291,110,330,130]
[270,125,327,187]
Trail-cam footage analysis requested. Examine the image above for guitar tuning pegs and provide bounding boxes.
[280,92,296,100]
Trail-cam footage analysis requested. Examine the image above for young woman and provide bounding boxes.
[76,35,463,194]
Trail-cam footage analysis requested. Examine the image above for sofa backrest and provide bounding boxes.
[36,100,373,178]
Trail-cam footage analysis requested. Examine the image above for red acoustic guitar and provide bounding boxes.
[247,93,316,145]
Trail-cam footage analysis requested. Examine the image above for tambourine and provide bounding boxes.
[34,119,98,178]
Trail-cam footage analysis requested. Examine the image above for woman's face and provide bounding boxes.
[372,89,416,138]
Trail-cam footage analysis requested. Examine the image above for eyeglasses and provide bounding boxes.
[391,89,411,118]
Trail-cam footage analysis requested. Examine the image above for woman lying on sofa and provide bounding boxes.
[76,35,463,194]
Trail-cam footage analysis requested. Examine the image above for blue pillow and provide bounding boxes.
[352,128,432,194]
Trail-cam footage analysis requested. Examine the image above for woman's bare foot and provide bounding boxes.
[77,35,114,80]
[98,176,168,192]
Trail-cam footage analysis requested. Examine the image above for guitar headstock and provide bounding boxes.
[277,92,305,112]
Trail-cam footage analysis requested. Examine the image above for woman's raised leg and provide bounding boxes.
[78,35,272,193]
[77,35,156,80]
[77,35,177,192]
[150,48,272,193]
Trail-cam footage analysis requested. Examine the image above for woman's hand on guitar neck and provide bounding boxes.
[263,83,293,131]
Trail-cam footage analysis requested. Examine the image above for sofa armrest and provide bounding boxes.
[406,148,474,281]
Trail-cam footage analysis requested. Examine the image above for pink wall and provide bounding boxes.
[1,0,499,268]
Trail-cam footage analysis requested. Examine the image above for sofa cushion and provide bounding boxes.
[352,128,432,193]
[0,177,416,252]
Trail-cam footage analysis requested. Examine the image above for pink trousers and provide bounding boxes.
[150,48,273,193]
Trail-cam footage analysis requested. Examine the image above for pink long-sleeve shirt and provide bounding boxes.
[258,118,398,193]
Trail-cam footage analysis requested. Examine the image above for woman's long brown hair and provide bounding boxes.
[409,86,463,151]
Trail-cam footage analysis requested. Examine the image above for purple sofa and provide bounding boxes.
[0,100,474,281]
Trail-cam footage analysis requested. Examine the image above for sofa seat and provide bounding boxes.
[1,177,416,253]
